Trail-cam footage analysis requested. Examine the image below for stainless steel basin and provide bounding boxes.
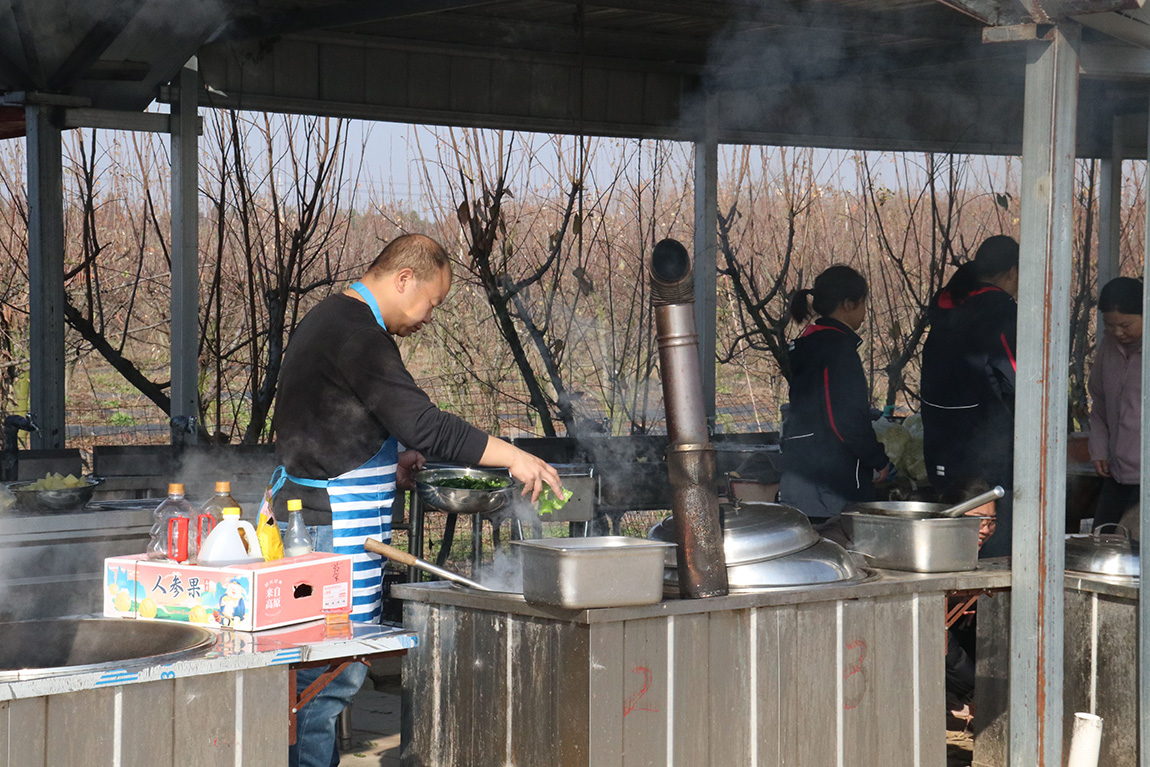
[0,618,216,681]
[415,466,516,514]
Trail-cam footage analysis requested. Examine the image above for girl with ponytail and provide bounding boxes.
[779,265,895,520]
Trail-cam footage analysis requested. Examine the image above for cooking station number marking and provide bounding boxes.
[842,639,868,710]
[623,666,659,717]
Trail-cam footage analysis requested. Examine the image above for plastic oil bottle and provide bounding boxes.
[197,507,264,566]
[146,483,198,562]
[282,499,314,557]
[197,481,239,551]
[201,481,240,523]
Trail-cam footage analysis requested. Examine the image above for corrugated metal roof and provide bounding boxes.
[1,0,1148,153]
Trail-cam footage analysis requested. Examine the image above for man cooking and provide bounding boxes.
[270,233,563,767]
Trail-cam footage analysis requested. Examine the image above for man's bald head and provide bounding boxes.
[366,234,451,282]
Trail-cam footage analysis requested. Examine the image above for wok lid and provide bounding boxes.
[648,501,819,567]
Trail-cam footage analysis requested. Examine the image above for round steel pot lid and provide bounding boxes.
[1065,531,1139,578]
[648,501,820,567]
[663,539,865,589]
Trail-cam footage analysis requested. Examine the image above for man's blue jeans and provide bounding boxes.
[286,524,369,767]
[290,662,369,767]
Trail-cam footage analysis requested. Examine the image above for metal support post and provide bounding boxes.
[1139,85,1150,767]
[1010,23,1078,767]
[692,97,718,432]
[1097,114,1123,337]
[25,105,65,449]
[170,58,200,444]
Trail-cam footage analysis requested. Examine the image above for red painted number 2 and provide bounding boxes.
[843,639,868,710]
[623,666,660,717]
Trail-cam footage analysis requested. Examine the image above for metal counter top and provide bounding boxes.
[392,562,1013,624]
[1064,570,1139,600]
[0,619,417,702]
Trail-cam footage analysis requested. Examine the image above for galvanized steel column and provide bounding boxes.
[1097,116,1123,299]
[693,100,718,431]
[1010,23,1078,767]
[1139,87,1150,767]
[25,105,66,449]
[170,58,200,442]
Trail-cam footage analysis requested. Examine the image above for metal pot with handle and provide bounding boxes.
[1065,524,1139,578]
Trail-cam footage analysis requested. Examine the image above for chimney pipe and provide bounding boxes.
[650,238,728,598]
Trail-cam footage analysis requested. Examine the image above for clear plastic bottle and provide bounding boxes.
[197,481,239,551]
[201,481,239,523]
[198,507,264,566]
[283,499,314,557]
[146,483,199,562]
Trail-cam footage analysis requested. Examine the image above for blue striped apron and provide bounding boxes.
[264,281,398,623]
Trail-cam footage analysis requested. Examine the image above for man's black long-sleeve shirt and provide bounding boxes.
[272,293,488,523]
[920,283,1017,486]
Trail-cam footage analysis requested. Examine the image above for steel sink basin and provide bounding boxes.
[0,618,215,681]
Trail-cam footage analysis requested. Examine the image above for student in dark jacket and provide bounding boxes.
[920,234,1019,558]
[780,265,894,520]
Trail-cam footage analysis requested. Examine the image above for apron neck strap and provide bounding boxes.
[350,281,388,332]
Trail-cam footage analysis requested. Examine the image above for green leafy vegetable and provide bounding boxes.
[432,476,510,491]
[537,486,574,517]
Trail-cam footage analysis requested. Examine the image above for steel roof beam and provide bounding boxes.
[0,45,32,92]
[262,29,707,75]
[48,0,147,90]
[11,1,46,89]
[211,0,501,43]
[346,14,715,66]
[61,107,203,134]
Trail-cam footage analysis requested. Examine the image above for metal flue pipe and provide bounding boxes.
[650,238,728,598]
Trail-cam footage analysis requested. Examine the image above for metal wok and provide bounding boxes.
[0,618,215,681]
[415,466,517,514]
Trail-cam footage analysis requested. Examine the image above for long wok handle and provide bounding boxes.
[939,486,1005,518]
[364,538,493,591]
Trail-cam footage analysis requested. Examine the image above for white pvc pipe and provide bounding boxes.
[1066,712,1103,767]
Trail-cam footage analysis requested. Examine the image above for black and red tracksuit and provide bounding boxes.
[920,283,1017,557]
[780,317,890,518]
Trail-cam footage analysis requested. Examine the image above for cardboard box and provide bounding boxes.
[103,552,352,632]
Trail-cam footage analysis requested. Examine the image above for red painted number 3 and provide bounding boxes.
[623,666,660,717]
[843,639,868,710]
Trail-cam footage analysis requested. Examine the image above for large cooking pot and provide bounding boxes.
[842,500,950,518]
[1065,526,1139,578]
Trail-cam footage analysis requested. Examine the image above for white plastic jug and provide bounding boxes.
[197,507,264,566]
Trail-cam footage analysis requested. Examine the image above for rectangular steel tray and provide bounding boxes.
[840,512,981,572]
[512,536,674,609]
